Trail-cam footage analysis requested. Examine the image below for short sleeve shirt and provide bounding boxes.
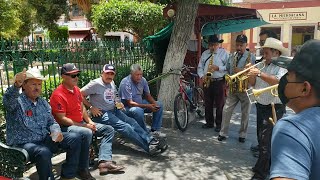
[81,78,117,111]
[270,107,320,180]
[50,84,83,123]
[254,62,287,105]
[119,75,150,104]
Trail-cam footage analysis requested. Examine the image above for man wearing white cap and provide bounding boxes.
[248,38,288,180]
[3,68,82,180]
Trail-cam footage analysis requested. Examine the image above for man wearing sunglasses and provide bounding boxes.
[50,63,124,178]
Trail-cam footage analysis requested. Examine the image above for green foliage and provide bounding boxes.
[92,0,167,39]
[42,76,61,100]
[28,0,68,31]
[139,0,227,5]
[0,0,22,38]
[49,26,69,40]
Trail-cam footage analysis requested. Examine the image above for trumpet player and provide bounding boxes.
[247,37,288,180]
[197,35,228,132]
[218,34,256,143]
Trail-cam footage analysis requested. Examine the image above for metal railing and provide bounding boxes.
[0,39,158,100]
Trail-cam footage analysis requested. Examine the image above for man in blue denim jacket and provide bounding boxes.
[3,68,81,180]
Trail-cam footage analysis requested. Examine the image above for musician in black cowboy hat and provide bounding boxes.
[197,34,229,132]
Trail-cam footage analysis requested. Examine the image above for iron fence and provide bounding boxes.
[0,39,158,100]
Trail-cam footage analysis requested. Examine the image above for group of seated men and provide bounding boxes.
[3,63,167,180]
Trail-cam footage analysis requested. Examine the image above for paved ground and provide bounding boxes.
[24,105,294,180]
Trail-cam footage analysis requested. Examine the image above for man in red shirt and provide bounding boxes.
[50,63,124,178]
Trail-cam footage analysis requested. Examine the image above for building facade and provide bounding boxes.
[233,0,320,56]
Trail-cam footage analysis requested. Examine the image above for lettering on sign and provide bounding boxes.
[269,12,307,21]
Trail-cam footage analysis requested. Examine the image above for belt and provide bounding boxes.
[211,77,224,81]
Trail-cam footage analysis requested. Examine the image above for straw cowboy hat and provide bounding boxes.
[25,68,47,81]
[262,37,289,56]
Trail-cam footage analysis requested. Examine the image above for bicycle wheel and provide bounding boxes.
[193,87,205,118]
[174,93,189,132]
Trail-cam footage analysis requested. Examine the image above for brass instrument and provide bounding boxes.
[225,60,266,93]
[203,53,214,88]
[246,84,279,104]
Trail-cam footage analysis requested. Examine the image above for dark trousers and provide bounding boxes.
[253,103,286,179]
[18,133,81,180]
[203,79,226,128]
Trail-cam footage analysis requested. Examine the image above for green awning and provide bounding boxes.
[143,22,173,53]
[201,18,269,36]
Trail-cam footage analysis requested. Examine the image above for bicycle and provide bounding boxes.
[174,65,205,132]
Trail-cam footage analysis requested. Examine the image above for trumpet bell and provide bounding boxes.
[246,88,258,104]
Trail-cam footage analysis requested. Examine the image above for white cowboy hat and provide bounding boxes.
[25,68,48,81]
[262,37,289,56]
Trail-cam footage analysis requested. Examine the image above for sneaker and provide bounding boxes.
[151,131,167,138]
[156,137,168,153]
[148,139,162,156]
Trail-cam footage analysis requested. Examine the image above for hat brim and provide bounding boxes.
[64,70,81,74]
[103,70,115,74]
[262,45,289,56]
[25,76,48,81]
[271,56,293,69]
[209,40,224,44]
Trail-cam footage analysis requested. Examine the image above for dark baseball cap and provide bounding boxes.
[236,34,247,43]
[61,63,81,75]
[103,64,116,74]
[272,40,320,85]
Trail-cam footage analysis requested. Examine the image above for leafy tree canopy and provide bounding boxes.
[92,0,167,39]
[0,0,67,39]
[0,0,22,38]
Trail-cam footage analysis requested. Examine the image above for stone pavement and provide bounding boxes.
[24,105,294,180]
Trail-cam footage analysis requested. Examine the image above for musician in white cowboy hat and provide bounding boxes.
[247,37,289,180]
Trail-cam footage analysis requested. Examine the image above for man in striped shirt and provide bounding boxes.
[247,38,288,180]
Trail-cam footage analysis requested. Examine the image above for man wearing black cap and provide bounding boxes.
[218,34,256,142]
[81,64,168,156]
[197,34,229,132]
[50,63,124,178]
[270,40,320,180]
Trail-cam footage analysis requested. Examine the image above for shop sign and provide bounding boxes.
[269,12,307,21]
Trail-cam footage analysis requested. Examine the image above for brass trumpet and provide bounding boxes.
[246,84,279,104]
[225,60,266,85]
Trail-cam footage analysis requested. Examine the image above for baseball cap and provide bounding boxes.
[236,34,247,43]
[61,63,81,75]
[272,40,320,85]
[103,64,116,74]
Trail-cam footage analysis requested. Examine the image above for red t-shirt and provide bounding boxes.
[50,84,83,123]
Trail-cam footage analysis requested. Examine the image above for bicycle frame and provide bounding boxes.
[178,75,197,109]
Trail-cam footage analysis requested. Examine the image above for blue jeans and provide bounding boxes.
[93,109,153,152]
[94,123,114,161]
[125,100,163,131]
[18,133,81,179]
[61,124,92,170]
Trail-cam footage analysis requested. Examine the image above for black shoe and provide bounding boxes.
[214,127,221,132]
[239,137,246,143]
[250,145,259,152]
[202,124,214,129]
[218,135,226,141]
[253,151,259,158]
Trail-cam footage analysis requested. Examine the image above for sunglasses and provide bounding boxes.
[66,73,80,78]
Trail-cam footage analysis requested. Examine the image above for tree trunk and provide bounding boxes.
[158,0,199,110]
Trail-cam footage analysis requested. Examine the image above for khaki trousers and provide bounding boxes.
[219,91,251,138]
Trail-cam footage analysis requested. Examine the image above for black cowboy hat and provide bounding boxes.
[208,34,224,44]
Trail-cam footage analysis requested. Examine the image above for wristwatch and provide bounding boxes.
[257,71,261,77]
